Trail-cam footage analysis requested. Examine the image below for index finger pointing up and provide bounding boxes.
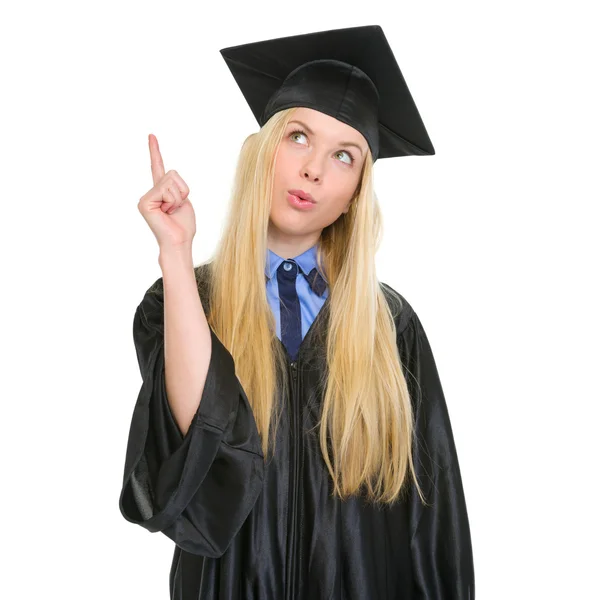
[148,133,165,186]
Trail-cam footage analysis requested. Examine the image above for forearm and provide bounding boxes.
[159,247,212,438]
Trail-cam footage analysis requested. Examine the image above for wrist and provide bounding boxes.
[158,244,194,269]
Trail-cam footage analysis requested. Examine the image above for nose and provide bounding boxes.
[300,155,322,182]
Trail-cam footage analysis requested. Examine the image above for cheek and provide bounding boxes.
[274,147,291,183]
[327,173,358,206]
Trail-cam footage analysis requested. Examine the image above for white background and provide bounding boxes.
[1,0,592,598]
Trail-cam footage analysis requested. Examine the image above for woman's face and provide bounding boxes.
[269,107,369,246]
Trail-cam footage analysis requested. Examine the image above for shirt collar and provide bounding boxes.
[264,243,328,292]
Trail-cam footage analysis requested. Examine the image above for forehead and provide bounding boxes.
[290,107,367,146]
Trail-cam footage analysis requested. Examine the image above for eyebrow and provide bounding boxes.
[287,119,365,156]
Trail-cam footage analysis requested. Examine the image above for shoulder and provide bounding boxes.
[379,281,415,336]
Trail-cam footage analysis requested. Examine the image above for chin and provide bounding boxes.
[271,219,305,235]
[270,211,311,234]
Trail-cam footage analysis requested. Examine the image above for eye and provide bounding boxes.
[335,150,355,166]
[288,128,308,144]
[288,128,356,166]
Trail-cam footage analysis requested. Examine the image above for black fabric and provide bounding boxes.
[119,263,475,599]
[262,58,381,161]
[118,272,264,556]
[219,25,436,161]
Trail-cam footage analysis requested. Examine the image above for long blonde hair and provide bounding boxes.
[202,107,426,506]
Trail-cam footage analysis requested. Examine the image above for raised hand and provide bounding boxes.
[137,134,196,251]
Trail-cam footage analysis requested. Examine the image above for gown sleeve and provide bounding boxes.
[398,309,475,599]
[118,278,265,558]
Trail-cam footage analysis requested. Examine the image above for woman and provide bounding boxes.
[119,26,475,599]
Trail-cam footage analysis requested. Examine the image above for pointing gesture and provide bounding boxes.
[137,134,196,251]
[149,133,166,186]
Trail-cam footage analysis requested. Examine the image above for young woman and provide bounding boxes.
[119,26,475,600]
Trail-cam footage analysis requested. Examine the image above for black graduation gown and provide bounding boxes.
[119,264,475,599]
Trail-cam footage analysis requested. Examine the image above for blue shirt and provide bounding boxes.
[265,243,329,342]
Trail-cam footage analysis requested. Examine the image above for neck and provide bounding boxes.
[267,223,321,259]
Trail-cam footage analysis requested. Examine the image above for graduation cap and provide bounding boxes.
[219,25,435,162]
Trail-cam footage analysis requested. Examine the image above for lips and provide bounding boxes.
[288,189,316,203]
[287,192,316,210]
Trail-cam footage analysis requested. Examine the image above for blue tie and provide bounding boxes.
[277,260,302,361]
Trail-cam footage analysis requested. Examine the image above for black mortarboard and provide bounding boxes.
[219,25,434,162]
